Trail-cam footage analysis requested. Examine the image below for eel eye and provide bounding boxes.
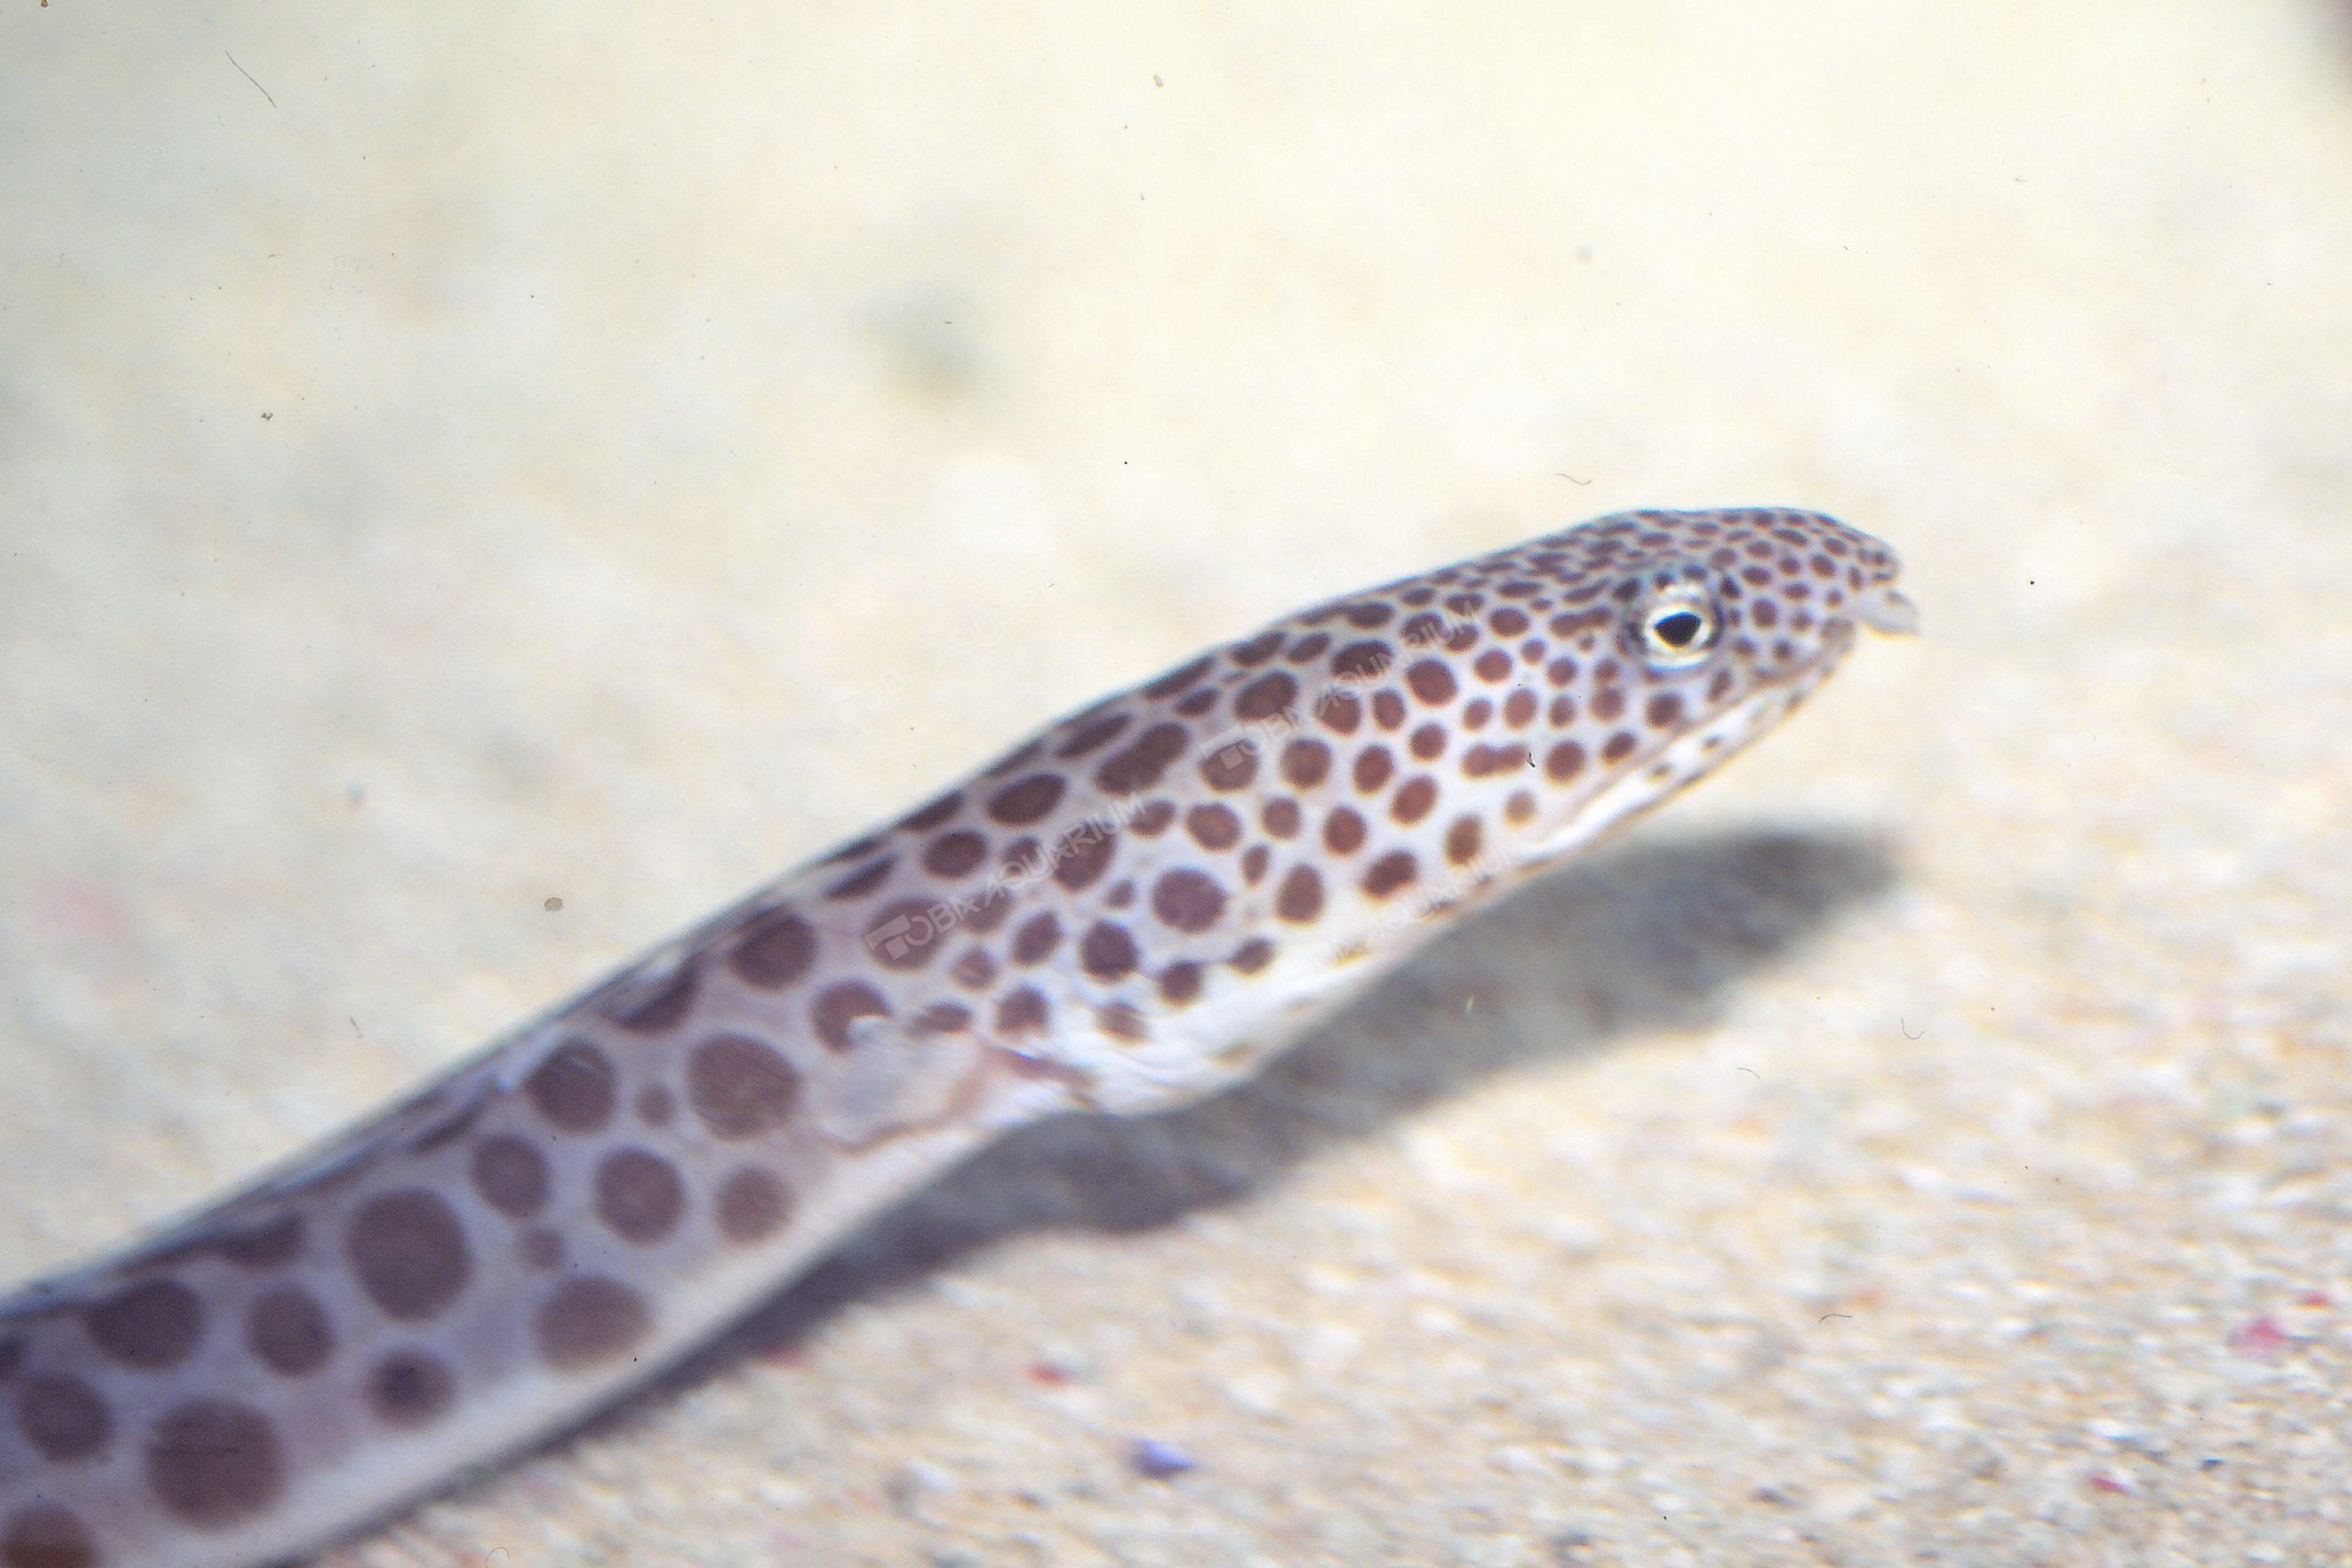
[1629,585,1722,671]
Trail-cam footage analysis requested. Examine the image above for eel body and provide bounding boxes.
[0,507,1913,1567]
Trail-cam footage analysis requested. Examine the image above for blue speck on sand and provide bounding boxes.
[1129,1438,1198,1480]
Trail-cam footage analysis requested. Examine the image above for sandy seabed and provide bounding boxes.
[5,2,2351,1563]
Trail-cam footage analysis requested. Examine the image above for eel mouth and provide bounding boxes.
[1532,672,1817,863]
[1852,583,1921,637]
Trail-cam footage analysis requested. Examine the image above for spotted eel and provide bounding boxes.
[0,507,1913,1568]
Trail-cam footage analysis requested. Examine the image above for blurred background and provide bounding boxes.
[4,1,2350,1562]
